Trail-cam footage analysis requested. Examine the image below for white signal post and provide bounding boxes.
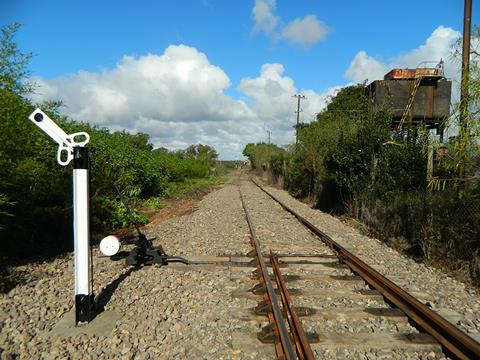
[28,108,94,325]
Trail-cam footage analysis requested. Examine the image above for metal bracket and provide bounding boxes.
[28,108,89,166]
[257,323,278,343]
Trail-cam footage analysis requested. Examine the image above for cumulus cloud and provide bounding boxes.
[32,45,254,127]
[252,0,279,34]
[238,63,295,120]
[344,51,389,84]
[238,63,342,146]
[345,26,461,83]
[30,77,59,104]
[31,45,335,159]
[281,15,329,47]
[238,63,335,121]
[251,0,328,47]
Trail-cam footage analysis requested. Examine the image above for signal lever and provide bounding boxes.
[100,186,190,267]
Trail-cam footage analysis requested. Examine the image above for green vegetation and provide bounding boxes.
[142,197,167,209]
[164,176,228,198]
[243,142,284,173]
[215,160,243,175]
[0,23,223,258]
[245,41,480,283]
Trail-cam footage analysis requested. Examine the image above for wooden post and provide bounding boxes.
[427,145,434,185]
[458,0,472,199]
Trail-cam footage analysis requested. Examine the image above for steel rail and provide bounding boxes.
[270,252,315,360]
[252,178,480,360]
[238,187,296,360]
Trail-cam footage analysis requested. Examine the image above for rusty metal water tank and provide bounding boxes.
[365,65,452,135]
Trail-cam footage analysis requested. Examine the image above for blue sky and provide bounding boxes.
[1,1,477,159]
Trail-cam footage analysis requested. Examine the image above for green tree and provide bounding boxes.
[0,23,39,235]
[0,22,33,95]
[241,142,284,172]
[242,143,256,163]
[185,144,218,166]
[114,130,154,151]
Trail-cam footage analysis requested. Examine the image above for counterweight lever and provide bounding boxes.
[106,185,190,267]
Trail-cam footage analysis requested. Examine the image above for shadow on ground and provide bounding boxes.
[93,265,140,319]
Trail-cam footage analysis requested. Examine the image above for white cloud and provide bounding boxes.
[238,63,342,146]
[252,0,279,34]
[32,45,254,127]
[251,1,328,47]
[238,63,336,122]
[344,51,388,84]
[30,77,58,104]
[238,63,295,120]
[281,15,329,47]
[345,26,461,83]
[31,45,335,159]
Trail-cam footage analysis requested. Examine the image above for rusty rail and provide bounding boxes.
[252,178,480,360]
[238,188,296,359]
[270,252,315,360]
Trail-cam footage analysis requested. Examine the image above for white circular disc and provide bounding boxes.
[99,235,120,256]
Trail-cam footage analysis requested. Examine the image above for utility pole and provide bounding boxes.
[293,94,305,145]
[427,144,434,185]
[458,0,472,200]
[266,129,272,169]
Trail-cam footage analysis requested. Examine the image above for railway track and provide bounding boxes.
[239,187,315,359]
[236,175,480,359]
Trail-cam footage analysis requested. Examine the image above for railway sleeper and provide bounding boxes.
[253,299,316,317]
[257,322,320,344]
[246,285,383,298]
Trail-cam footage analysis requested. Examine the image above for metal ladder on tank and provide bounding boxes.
[397,75,423,130]
[397,59,444,130]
